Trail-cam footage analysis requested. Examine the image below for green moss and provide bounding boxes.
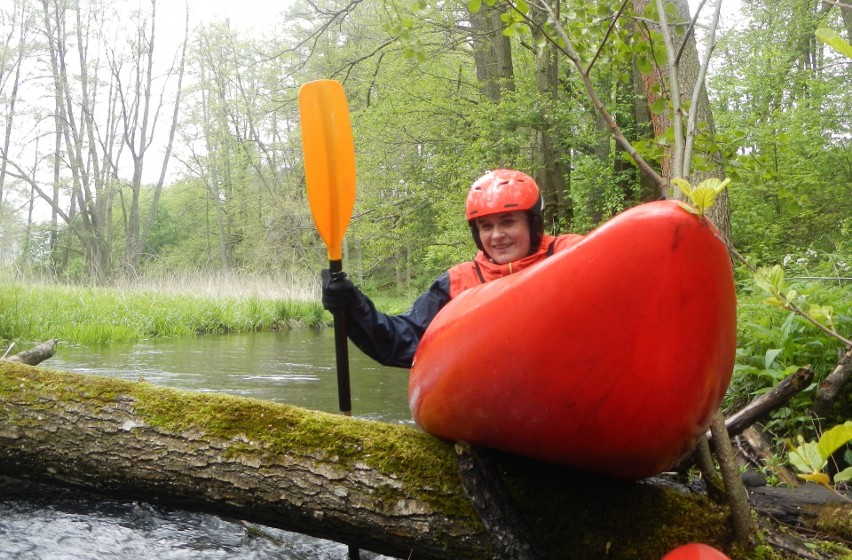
[0,362,476,521]
[492,452,732,559]
[815,505,852,541]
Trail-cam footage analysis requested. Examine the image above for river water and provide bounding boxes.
[0,330,412,559]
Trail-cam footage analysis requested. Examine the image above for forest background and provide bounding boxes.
[0,0,850,465]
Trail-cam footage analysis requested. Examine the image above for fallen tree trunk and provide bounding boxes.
[813,347,852,419]
[0,363,736,560]
[722,366,815,438]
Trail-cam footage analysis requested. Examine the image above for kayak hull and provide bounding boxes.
[408,201,737,479]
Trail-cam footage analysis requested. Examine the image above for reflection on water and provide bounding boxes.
[46,329,413,422]
[1,330,411,559]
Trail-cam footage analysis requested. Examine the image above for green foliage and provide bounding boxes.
[816,27,852,59]
[672,177,731,217]
[788,421,852,487]
[730,255,851,435]
[709,0,852,263]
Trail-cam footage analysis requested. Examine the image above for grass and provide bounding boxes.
[0,270,417,348]
[0,274,327,346]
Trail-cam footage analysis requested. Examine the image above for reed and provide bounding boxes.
[0,273,328,346]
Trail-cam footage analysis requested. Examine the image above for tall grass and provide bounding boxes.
[0,272,329,346]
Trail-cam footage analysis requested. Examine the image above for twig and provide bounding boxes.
[710,410,758,548]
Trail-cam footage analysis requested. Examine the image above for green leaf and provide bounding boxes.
[696,177,731,194]
[817,421,852,460]
[637,55,652,75]
[816,27,852,59]
[764,348,783,369]
[808,304,835,329]
[671,178,692,196]
[788,441,827,474]
[834,467,852,483]
[754,265,786,297]
[651,98,667,115]
[467,0,482,13]
[690,186,719,212]
[677,202,699,215]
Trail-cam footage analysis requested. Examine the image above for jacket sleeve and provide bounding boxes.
[344,272,451,369]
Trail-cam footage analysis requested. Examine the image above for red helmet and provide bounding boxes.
[466,169,544,254]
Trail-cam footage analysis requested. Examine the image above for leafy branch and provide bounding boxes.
[754,265,852,348]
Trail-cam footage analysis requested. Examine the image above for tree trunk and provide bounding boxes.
[469,4,514,103]
[529,1,571,229]
[631,0,732,243]
[0,363,741,560]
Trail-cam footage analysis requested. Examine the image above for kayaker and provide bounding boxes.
[321,168,583,368]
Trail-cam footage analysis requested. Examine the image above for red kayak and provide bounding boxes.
[408,200,737,479]
[662,543,731,559]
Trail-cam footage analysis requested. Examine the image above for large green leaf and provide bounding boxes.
[817,421,852,460]
[816,28,852,59]
[788,440,827,474]
[835,467,852,483]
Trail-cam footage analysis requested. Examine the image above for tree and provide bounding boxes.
[110,0,188,278]
[0,0,189,281]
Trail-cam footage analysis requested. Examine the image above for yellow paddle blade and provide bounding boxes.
[299,79,356,262]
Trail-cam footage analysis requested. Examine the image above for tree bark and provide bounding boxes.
[0,363,741,560]
[631,0,732,243]
[469,4,514,103]
[723,366,815,438]
[813,348,852,419]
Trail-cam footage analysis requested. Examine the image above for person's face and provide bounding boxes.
[476,211,531,264]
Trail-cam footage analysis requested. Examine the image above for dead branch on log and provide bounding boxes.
[813,348,852,419]
[675,367,814,474]
[1,339,59,366]
[0,363,741,560]
[724,366,815,438]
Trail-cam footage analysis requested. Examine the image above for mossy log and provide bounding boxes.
[0,363,739,559]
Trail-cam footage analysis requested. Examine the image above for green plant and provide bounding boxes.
[672,177,731,217]
[788,421,852,489]
[754,264,851,347]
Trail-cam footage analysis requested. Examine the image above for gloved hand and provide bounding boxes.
[321,269,357,310]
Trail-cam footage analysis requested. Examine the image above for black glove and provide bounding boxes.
[321,269,357,310]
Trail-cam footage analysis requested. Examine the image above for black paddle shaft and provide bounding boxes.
[329,259,353,416]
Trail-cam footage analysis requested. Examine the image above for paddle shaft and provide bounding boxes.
[329,259,353,416]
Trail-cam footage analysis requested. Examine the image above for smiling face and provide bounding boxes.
[476,211,532,264]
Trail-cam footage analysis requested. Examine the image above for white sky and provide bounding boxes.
[164,0,287,33]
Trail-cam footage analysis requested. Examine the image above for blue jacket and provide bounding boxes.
[345,272,451,368]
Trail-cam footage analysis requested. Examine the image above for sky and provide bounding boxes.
[166,0,742,35]
[162,0,287,33]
